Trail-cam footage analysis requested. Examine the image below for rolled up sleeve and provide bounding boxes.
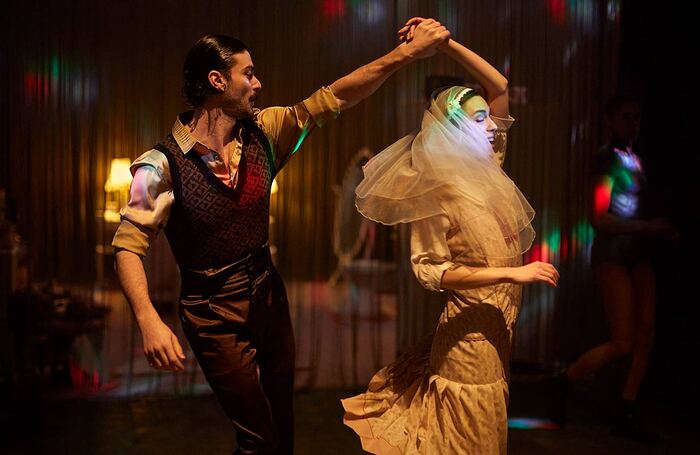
[302,85,341,128]
[111,150,174,257]
[256,86,340,172]
[410,215,455,292]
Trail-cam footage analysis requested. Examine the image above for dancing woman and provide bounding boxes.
[342,17,558,455]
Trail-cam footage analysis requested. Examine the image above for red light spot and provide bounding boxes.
[560,234,569,261]
[24,73,37,104]
[24,73,37,92]
[547,0,566,25]
[594,177,613,219]
[43,75,50,101]
[322,0,345,18]
[541,243,550,263]
[528,243,542,262]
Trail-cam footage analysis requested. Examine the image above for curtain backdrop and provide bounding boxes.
[3,0,620,365]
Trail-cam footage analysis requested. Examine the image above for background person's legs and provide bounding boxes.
[566,263,635,381]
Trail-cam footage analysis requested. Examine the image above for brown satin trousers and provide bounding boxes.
[178,244,295,454]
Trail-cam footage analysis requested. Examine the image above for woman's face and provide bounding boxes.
[460,95,498,146]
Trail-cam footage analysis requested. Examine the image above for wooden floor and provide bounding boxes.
[1,385,692,454]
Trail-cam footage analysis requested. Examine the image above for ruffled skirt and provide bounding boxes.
[342,301,512,455]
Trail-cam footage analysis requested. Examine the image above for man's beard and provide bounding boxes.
[225,101,255,119]
[222,96,253,120]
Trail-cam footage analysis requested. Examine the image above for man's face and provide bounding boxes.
[220,50,262,119]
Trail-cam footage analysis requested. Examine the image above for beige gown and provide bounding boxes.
[342,116,519,455]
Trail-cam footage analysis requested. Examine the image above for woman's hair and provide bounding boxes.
[183,34,249,107]
[430,84,484,109]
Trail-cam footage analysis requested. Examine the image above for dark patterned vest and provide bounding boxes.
[155,119,274,270]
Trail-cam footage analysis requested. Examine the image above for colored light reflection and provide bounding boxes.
[563,41,577,66]
[292,124,312,155]
[546,229,561,255]
[607,0,621,23]
[570,122,586,145]
[352,0,385,24]
[527,221,593,264]
[322,0,345,18]
[436,0,458,34]
[508,417,560,430]
[594,148,641,220]
[547,0,600,33]
[24,54,98,108]
[69,359,101,394]
[572,220,595,254]
[51,55,60,79]
[547,0,566,25]
[594,177,613,218]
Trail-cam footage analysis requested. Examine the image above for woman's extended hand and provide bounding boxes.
[510,261,560,287]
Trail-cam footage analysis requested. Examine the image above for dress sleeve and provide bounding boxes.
[255,86,340,172]
[111,149,174,257]
[490,115,515,168]
[410,214,455,292]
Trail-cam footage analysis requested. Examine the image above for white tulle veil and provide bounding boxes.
[355,86,535,263]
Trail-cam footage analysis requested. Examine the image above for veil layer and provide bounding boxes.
[355,86,535,262]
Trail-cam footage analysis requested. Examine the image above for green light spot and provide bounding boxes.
[546,228,561,254]
[51,55,60,79]
[292,126,311,155]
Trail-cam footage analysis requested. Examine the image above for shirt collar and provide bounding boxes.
[172,111,248,155]
[172,111,198,155]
